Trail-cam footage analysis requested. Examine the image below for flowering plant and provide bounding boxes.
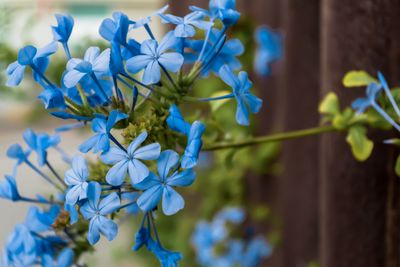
[2,0,400,267]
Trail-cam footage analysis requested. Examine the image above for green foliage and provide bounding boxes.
[342,70,378,88]
[346,126,374,161]
[395,154,400,177]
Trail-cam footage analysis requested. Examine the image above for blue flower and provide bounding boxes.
[64,203,79,224]
[6,42,58,87]
[64,156,89,205]
[241,237,272,266]
[159,11,212,38]
[6,144,30,165]
[166,104,191,136]
[52,14,74,43]
[23,129,60,166]
[131,5,169,29]
[0,175,20,201]
[3,224,37,266]
[219,65,262,126]
[63,47,111,88]
[126,31,184,85]
[135,150,196,215]
[99,12,131,45]
[79,110,128,154]
[101,131,161,186]
[56,248,74,267]
[25,205,60,233]
[352,82,382,114]
[214,207,245,224]
[38,85,66,110]
[191,0,240,25]
[254,26,283,76]
[182,121,206,169]
[80,182,120,245]
[121,192,141,214]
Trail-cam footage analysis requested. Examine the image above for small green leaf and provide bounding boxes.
[319,92,340,115]
[332,108,354,130]
[209,90,232,112]
[395,154,400,177]
[346,126,374,161]
[342,70,378,88]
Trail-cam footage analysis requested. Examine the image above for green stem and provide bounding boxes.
[76,85,90,108]
[202,125,337,151]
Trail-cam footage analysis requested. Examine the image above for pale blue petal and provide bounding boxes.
[98,216,118,241]
[92,48,111,73]
[157,150,179,179]
[6,63,26,87]
[35,41,58,58]
[106,110,128,132]
[133,143,161,160]
[79,135,100,153]
[63,69,86,88]
[162,186,185,215]
[137,184,163,212]
[87,217,101,245]
[158,31,179,53]
[84,47,100,63]
[236,97,249,126]
[133,172,161,190]
[57,248,74,267]
[142,60,161,85]
[99,192,120,215]
[101,147,128,164]
[244,93,263,114]
[128,159,150,184]
[127,131,148,155]
[167,169,196,187]
[158,53,184,73]
[126,55,153,74]
[80,202,96,220]
[72,155,89,180]
[219,64,239,90]
[87,182,101,210]
[106,160,129,186]
[141,39,158,56]
[65,183,87,205]
[66,58,83,71]
[159,14,183,25]
[175,24,196,38]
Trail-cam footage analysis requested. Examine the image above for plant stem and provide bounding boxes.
[202,125,337,151]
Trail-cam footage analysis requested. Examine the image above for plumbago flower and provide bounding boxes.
[126,31,184,85]
[192,208,272,267]
[101,131,161,186]
[2,0,284,265]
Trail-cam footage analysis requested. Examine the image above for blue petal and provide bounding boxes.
[17,45,37,65]
[35,41,58,58]
[167,169,196,187]
[141,39,158,56]
[98,216,118,241]
[243,93,263,114]
[159,14,183,25]
[137,184,163,212]
[57,248,74,267]
[65,184,87,205]
[166,105,191,135]
[87,217,101,245]
[128,159,150,184]
[87,182,101,210]
[174,24,196,38]
[126,55,153,74]
[133,143,161,160]
[38,87,66,110]
[158,52,184,73]
[99,18,116,42]
[106,110,128,132]
[84,47,100,63]
[79,135,101,153]
[157,31,180,53]
[142,60,161,85]
[157,150,179,179]
[101,147,128,164]
[162,186,185,215]
[133,172,161,190]
[219,64,239,90]
[235,97,249,126]
[63,69,87,88]
[99,192,120,215]
[6,62,26,87]
[106,160,129,186]
[52,14,74,43]
[92,48,111,73]
[127,131,148,155]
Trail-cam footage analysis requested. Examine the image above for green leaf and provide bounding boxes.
[395,154,400,177]
[209,90,232,112]
[346,126,374,161]
[319,92,340,115]
[342,70,378,88]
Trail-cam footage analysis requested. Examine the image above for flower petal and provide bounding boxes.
[128,159,150,184]
[167,169,196,187]
[84,47,100,63]
[219,64,239,90]
[106,160,129,186]
[87,182,101,210]
[157,150,180,179]
[87,216,101,245]
[158,52,184,73]
[63,69,87,88]
[98,216,118,241]
[133,143,161,160]
[92,48,111,73]
[142,60,161,85]
[126,55,153,74]
[101,147,128,164]
[127,131,148,155]
[99,192,120,215]
[133,172,161,190]
[162,186,185,215]
[137,185,163,212]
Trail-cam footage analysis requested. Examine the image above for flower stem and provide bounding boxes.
[46,160,67,188]
[202,125,337,151]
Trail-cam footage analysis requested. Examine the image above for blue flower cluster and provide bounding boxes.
[192,207,272,267]
[2,0,283,266]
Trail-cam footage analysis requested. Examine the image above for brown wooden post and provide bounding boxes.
[320,0,400,266]
[278,0,321,266]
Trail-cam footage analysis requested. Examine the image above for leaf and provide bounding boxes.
[342,70,378,88]
[319,92,340,115]
[209,90,232,112]
[346,126,374,161]
[395,154,400,177]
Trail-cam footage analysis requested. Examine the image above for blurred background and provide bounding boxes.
[1,0,400,267]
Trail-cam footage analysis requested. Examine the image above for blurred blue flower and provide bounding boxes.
[23,129,60,166]
[6,144,30,165]
[64,203,79,224]
[99,12,131,45]
[64,156,89,205]
[52,14,74,43]
[121,192,141,215]
[166,104,191,136]
[219,65,262,126]
[6,42,58,87]
[101,131,161,186]
[38,85,66,110]
[159,11,212,38]
[56,248,74,267]
[135,150,196,215]
[352,82,382,114]
[190,0,240,25]
[79,110,128,154]
[63,47,110,88]
[241,237,272,266]
[25,205,60,233]
[254,26,283,76]
[3,224,37,266]
[126,31,183,85]
[132,5,169,29]
[186,29,244,74]
[0,175,20,201]
[182,121,205,169]
[80,182,120,245]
